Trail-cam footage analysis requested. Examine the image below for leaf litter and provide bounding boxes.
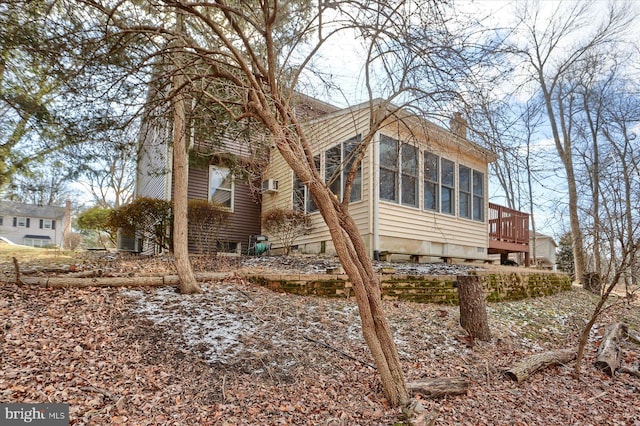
[1,254,640,425]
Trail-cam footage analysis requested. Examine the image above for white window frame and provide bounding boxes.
[440,158,455,216]
[325,136,363,204]
[472,170,485,222]
[17,217,27,227]
[208,166,234,211]
[459,165,472,219]
[423,152,439,212]
[43,219,53,229]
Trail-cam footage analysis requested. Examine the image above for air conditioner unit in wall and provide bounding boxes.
[261,179,279,193]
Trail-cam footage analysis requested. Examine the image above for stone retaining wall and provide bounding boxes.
[244,271,572,305]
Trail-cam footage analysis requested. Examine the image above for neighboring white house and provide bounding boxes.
[0,200,71,248]
[530,232,557,270]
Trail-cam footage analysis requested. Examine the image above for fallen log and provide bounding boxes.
[407,377,469,398]
[620,366,640,378]
[20,272,234,288]
[594,322,628,376]
[504,348,575,383]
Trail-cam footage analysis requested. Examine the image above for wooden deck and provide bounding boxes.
[488,203,530,266]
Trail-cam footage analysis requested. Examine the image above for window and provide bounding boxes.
[423,152,439,211]
[473,170,485,221]
[379,135,399,202]
[401,144,418,207]
[23,236,50,247]
[292,155,320,213]
[0,216,3,226]
[459,165,471,219]
[325,136,363,203]
[209,166,233,210]
[325,145,342,196]
[14,217,30,228]
[40,219,55,229]
[441,159,455,215]
[343,137,362,202]
[379,135,418,207]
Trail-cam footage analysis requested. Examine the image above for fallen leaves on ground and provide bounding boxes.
[1,255,639,425]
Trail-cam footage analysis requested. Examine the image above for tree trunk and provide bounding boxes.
[262,121,409,407]
[594,322,628,376]
[172,12,201,295]
[307,179,409,406]
[505,349,575,382]
[457,275,491,341]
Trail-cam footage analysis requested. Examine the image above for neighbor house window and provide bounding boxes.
[473,170,485,221]
[209,166,234,210]
[423,152,439,211]
[40,219,55,229]
[14,217,30,228]
[23,236,50,247]
[441,159,455,215]
[459,165,471,219]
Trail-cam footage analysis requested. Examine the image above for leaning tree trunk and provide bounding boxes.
[171,13,201,295]
[302,178,409,406]
[457,275,491,341]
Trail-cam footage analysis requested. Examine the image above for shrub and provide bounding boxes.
[187,199,230,254]
[64,233,83,250]
[262,208,310,255]
[77,206,115,247]
[106,197,173,251]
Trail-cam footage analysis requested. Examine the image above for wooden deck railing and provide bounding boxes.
[488,203,530,252]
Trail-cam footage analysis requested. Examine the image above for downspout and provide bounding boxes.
[372,132,380,260]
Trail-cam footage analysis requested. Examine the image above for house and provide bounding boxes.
[530,232,557,270]
[0,200,71,248]
[134,91,340,255]
[261,100,500,262]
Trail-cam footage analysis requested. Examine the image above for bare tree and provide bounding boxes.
[79,138,136,209]
[509,1,636,286]
[85,0,489,406]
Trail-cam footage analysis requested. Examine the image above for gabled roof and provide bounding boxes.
[0,201,66,219]
[300,98,497,162]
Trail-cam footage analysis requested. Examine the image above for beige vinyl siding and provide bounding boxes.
[261,102,494,258]
[261,106,372,254]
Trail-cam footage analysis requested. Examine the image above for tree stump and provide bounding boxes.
[595,322,628,376]
[457,275,491,341]
[504,348,575,382]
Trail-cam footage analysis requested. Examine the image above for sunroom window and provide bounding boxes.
[441,159,455,215]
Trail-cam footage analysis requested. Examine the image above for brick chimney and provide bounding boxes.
[450,112,467,139]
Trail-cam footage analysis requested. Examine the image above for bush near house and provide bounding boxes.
[262,208,310,255]
[106,198,173,251]
[187,199,230,254]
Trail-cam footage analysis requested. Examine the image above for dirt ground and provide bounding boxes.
[1,251,639,425]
